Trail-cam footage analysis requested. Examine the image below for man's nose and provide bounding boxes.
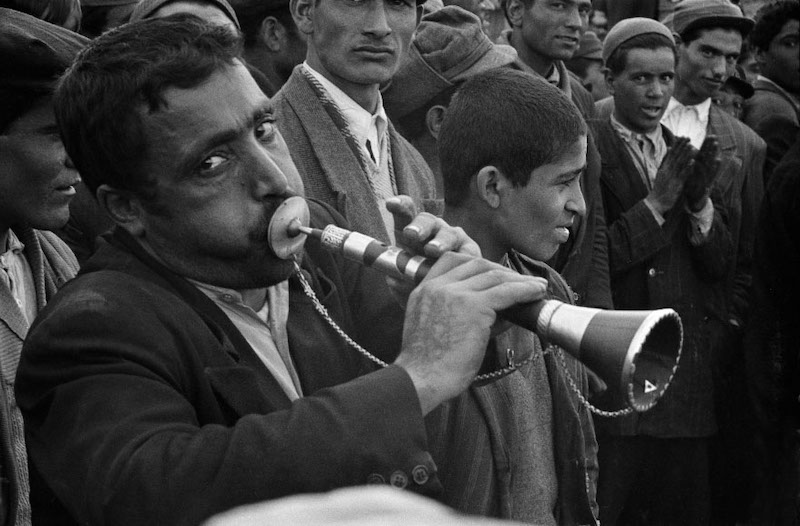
[364,1,392,37]
[249,146,290,197]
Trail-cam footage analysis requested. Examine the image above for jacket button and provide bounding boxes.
[412,465,429,485]
[648,268,656,277]
[366,473,385,485]
[572,291,581,303]
[389,470,408,488]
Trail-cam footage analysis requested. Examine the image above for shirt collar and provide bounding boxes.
[664,96,711,124]
[610,113,664,146]
[2,229,25,256]
[302,62,388,143]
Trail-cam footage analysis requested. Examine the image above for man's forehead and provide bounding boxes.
[691,27,743,49]
[141,62,269,135]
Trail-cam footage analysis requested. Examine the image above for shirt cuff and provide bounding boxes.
[687,197,714,245]
[644,198,666,226]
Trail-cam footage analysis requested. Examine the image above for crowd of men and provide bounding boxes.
[1,0,798,524]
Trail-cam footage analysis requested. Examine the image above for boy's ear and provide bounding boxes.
[475,166,504,209]
[291,0,314,35]
[96,184,146,237]
[505,0,526,28]
[425,105,447,140]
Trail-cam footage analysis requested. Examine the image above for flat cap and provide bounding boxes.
[382,6,517,119]
[668,0,754,37]
[574,31,603,61]
[602,17,675,63]
[130,0,241,29]
[724,64,754,98]
[0,7,89,91]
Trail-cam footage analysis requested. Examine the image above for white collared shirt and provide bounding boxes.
[303,62,388,165]
[661,97,712,149]
[303,62,397,241]
[191,280,302,400]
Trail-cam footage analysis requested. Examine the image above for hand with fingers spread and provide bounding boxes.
[645,136,695,216]
[683,135,721,212]
[394,252,548,415]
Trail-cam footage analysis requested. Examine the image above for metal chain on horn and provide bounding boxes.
[294,259,635,416]
[551,346,634,418]
[292,260,536,381]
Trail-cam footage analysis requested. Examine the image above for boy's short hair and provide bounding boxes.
[439,68,586,206]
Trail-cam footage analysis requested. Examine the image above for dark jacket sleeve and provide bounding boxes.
[16,273,437,526]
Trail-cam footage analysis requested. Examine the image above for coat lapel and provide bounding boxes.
[281,71,391,242]
[0,285,27,342]
[595,119,650,208]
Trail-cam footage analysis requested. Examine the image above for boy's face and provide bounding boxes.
[609,46,675,134]
[711,85,745,119]
[497,135,587,261]
[0,98,80,233]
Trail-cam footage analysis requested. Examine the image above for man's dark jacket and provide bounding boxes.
[15,202,439,526]
[590,119,732,437]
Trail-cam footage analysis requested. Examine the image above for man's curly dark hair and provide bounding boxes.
[749,0,800,51]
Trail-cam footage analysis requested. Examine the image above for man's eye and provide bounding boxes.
[198,154,227,173]
[255,119,276,143]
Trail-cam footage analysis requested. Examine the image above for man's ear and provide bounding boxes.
[258,17,284,52]
[291,0,314,35]
[475,166,505,209]
[505,0,526,28]
[425,104,447,140]
[96,184,146,237]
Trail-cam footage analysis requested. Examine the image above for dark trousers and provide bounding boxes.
[597,435,710,526]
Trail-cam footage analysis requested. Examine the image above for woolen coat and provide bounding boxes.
[1,229,77,526]
[273,67,439,245]
[15,203,439,526]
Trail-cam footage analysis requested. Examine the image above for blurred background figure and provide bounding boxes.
[742,0,800,184]
[592,0,658,31]
[384,6,519,195]
[566,31,610,101]
[229,0,307,97]
[78,0,136,37]
[204,486,533,526]
[744,129,800,526]
[129,0,240,35]
[0,0,82,31]
[736,40,760,83]
[711,64,754,119]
